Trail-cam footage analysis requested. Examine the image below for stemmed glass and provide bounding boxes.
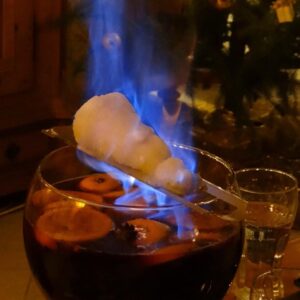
[23,145,244,300]
[232,168,298,299]
[250,268,300,300]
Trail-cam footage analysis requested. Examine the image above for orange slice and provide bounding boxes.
[44,200,72,211]
[35,205,113,248]
[124,196,148,207]
[102,187,140,202]
[103,187,150,208]
[79,173,121,194]
[102,189,126,201]
[126,218,170,246]
[60,190,103,204]
[31,188,61,207]
[163,211,232,243]
[35,226,57,250]
[144,243,196,265]
[166,211,231,231]
[114,196,149,207]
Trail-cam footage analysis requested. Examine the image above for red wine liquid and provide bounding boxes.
[24,176,243,300]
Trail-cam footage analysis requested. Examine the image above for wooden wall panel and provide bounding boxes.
[0,0,33,95]
[0,0,14,70]
[0,0,65,131]
[0,0,66,197]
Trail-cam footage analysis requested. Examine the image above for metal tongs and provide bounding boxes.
[42,125,246,218]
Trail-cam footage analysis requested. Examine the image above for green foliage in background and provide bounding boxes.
[193,0,300,121]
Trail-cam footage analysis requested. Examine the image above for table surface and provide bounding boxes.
[224,230,300,300]
[0,209,299,300]
[0,209,45,300]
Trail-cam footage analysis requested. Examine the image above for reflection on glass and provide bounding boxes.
[251,268,300,300]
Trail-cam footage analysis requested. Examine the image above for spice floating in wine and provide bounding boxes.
[24,170,243,300]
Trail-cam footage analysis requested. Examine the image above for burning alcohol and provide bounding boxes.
[23,146,244,300]
[73,92,194,194]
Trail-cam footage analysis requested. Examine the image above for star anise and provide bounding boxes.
[116,222,138,243]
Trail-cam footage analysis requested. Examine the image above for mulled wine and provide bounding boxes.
[23,146,244,300]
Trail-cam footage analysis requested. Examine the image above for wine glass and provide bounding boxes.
[250,268,300,300]
[23,145,244,300]
[232,168,298,299]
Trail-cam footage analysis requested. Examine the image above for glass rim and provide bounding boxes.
[260,267,300,272]
[251,267,300,299]
[235,167,298,195]
[254,267,300,280]
[36,144,237,211]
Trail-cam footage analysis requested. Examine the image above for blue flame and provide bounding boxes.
[77,149,174,206]
[77,148,195,239]
[85,0,126,96]
[81,2,200,239]
[84,0,196,170]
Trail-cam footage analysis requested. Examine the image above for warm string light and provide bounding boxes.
[272,0,295,23]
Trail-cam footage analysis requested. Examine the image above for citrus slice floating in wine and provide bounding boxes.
[35,204,113,248]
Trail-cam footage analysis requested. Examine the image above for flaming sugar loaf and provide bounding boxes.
[73,92,194,193]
